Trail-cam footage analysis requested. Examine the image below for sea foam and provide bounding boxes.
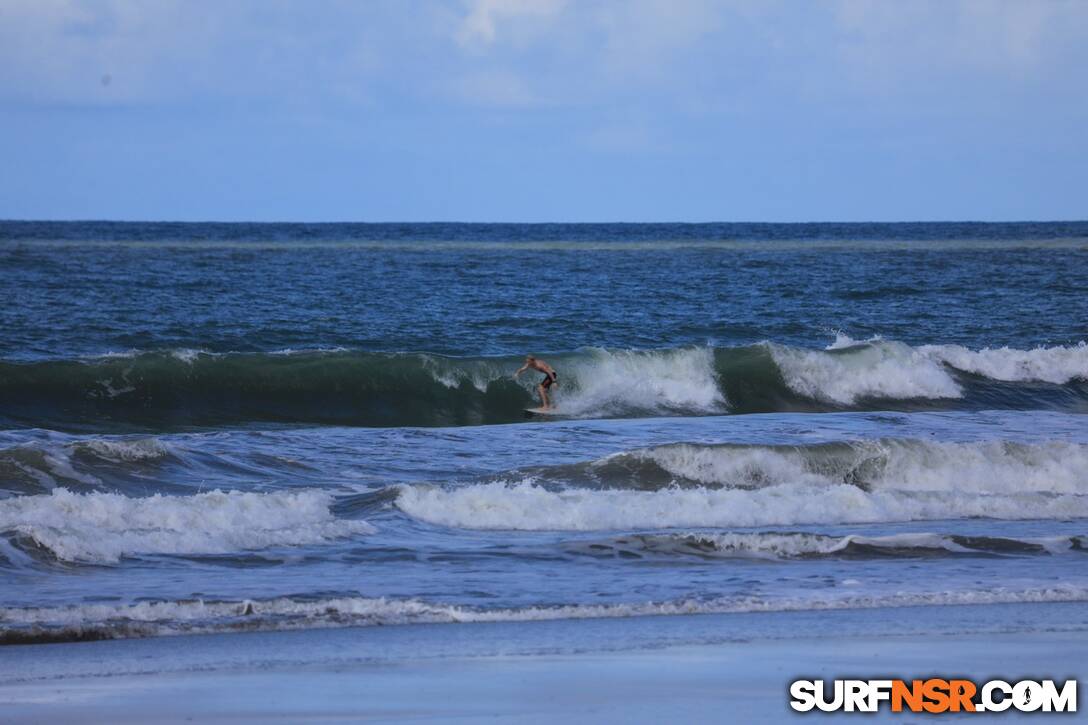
[920,342,1088,384]
[768,340,963,404]
[555,347,725,416]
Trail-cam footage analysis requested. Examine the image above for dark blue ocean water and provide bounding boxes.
[3,221,1087,360]
[1,221,1086,644]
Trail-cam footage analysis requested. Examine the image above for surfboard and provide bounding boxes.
[524,407,564,417]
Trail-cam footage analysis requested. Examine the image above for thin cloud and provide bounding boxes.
[455,0,567,50]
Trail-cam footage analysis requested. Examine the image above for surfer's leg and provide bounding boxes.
[538,383,550,409]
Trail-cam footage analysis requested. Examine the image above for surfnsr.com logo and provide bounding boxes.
[790,679,1077,713]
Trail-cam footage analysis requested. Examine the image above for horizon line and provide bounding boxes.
[3,218,1088,226]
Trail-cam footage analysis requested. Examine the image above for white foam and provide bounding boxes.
[75,438,171,462]
[421,355,503,393]
[0,488,375,563]
[270,347,349,356]
[87,348,213,364]
[94,375,136,398]
[772,335,1088,403]
[702,531,861,557]
[611,532,972,559]
[618,444,827,488]
[5,586,1087,639]
[868,439,1088,494]
[573,531,851,559]
[88,349,141,360]
[396,479,1088,531]
[768,340,962,404]
[919,342,1088,384]
[555,347,725,416]
[169,348,210,364]
[825,332,881,350]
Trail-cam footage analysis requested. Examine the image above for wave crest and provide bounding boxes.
[768,340,962,404]
[920,341,1088,384]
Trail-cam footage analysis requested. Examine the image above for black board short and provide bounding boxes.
[541,372,557,389]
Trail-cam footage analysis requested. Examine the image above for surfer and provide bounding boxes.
[514,355,558,409]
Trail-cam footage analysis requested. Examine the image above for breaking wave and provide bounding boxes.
[0,339,1084,429]
[396,438,1088,530]
[768,339,961,404]
[567,438,1088,493]
[0,488,375,564]
[397,481,1088,531]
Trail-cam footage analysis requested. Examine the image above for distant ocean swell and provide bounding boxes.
[1,338,1085,429]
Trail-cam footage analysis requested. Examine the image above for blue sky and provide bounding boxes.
[1,0,1086,222]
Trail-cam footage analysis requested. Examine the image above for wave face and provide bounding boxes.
[0,489,375,564]
[396,438,1088,530]
[1,339,1085,429]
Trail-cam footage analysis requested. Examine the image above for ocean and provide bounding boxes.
[1,220,1087,644]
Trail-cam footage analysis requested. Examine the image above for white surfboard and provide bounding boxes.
[524,407,564,417]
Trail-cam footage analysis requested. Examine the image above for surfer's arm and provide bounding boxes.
[513,363,529,378]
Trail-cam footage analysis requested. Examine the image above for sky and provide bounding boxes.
[1,0,1086,223]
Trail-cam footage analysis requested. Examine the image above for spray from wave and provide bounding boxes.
[768,339,962,404]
